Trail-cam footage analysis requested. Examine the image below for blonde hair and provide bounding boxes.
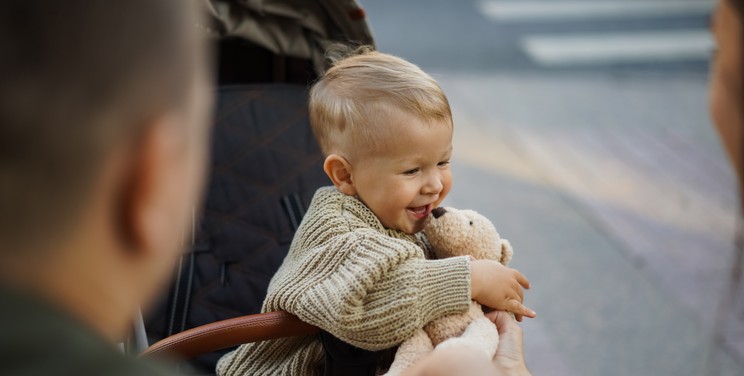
[309,47,452,157]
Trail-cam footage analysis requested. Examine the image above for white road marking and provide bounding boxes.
[521,30,714,65]
[479,1,714,22]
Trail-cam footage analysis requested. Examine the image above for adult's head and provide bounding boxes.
[0,0,212,341]
[710,0,744,189]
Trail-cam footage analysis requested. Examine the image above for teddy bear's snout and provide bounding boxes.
[431,207,447,219]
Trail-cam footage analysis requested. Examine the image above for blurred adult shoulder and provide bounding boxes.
[0,288,175,375]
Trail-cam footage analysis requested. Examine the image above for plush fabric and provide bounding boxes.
[386,207,514,376]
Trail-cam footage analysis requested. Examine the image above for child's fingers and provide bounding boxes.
[510,280,524,302]
[507,299,536,319]
[513,270,530,289]
[515,313,523,322]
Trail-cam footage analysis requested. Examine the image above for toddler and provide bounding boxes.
[216,48,534,376]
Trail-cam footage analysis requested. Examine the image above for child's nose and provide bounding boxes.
[422,174,443,194]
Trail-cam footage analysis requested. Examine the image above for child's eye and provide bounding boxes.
[403,168,420,175]
[438,161,451,167]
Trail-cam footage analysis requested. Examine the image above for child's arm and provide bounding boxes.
[470,260,536,321]
[280,233,472,351]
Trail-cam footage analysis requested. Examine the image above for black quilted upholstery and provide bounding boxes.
[144,84,328,372]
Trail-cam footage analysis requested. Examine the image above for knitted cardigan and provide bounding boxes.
[216,187,471,376]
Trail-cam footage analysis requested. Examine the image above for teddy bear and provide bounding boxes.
[384,206,514,376]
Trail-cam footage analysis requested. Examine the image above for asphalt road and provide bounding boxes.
[365,0,712,74]
[361,1,744,375]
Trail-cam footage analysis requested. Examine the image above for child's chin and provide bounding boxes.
[404,220,430,235]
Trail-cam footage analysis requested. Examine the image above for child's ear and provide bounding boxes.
[323,154,357,196]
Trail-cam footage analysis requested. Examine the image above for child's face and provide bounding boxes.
[350,112,453,234]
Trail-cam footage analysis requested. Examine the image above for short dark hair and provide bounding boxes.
[0,0,206,253]
[732,0,744,15]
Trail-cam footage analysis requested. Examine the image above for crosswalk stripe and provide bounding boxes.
[479,0,714,22]
[521,30,713,66]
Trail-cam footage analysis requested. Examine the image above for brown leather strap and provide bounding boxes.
[140,311,320,360]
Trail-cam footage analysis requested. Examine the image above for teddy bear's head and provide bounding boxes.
[423,207,513,265]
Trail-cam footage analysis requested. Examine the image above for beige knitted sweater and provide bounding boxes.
[216,187,471,376]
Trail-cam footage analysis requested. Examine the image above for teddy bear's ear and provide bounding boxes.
[500,239,514,266]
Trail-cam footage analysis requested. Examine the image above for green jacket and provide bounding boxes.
[206,0,375,72]
[0,288,177,376]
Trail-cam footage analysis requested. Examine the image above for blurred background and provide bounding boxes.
[361,0,742,374]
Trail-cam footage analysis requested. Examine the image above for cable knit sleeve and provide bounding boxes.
[266,230,471,351]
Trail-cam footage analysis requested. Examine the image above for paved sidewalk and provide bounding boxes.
[438,72,743,375]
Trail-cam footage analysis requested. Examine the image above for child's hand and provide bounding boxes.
[470,260,536,320]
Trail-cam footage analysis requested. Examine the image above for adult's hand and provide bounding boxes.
[402,311,532,376]
[401,345,496,376]
[486,311,532,376]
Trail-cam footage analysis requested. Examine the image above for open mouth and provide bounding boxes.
[406,204,432,219]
